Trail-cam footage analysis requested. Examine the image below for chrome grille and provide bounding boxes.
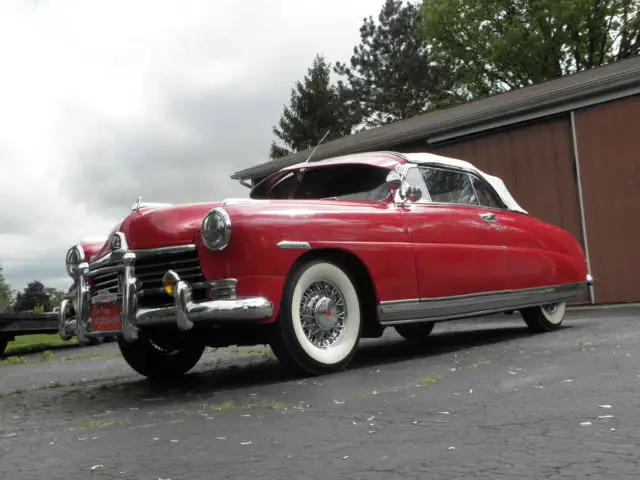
[89,248,206,308]
[91,271,119,294]
[136,251,204,291]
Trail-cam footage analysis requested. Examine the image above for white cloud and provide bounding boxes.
[0,0,383,293]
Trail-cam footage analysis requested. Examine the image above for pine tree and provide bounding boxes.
[334,0,463,130]
[269,55,356,159]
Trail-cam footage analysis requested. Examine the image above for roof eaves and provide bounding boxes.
[232,55,640,180]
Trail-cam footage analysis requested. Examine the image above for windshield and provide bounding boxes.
[250,164,392,201]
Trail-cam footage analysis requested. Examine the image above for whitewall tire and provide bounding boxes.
[270,259,362,375]
[520,301,566,333]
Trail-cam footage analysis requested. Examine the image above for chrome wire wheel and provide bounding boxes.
[299,280,348,350]
[271,259,362,373]
[521,300,566,332]
[541,302,564,325]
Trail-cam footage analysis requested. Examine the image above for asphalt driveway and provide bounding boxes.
[1,306,638,479]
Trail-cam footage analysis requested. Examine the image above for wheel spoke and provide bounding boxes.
[298,279,348,349]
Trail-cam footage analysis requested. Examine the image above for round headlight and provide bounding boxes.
[65,244,86,277]
[201,207,232,251]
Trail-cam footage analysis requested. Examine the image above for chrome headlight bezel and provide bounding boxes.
[65,244,86,278]
[201,207,232,251]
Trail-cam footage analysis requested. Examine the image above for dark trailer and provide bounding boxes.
[0,312,59,356]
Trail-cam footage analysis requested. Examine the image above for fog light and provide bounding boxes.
[162,270,180,296]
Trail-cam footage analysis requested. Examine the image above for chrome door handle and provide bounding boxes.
[480,212,496,222]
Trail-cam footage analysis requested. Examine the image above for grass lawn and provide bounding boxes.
[6,334,78,356]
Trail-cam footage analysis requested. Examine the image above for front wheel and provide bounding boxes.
[270,259,363,376]
[117,333,205,380]
[521,301,566,333]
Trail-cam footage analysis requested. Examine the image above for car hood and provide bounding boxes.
[92,202,221,257]
[90,197,386,258]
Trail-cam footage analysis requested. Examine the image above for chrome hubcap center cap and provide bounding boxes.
[299,280,347,350]
[314,297,338,330]
[543,303,558,315]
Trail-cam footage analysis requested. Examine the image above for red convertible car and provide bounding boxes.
[58,151,593,379]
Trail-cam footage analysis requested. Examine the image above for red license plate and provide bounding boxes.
[89,301,123,332]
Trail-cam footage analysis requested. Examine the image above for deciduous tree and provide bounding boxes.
[0,265,12,312]
[13,280,52,313]
[45,287,67,309]
[419,0,640,98]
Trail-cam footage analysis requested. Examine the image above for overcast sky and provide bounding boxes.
[0,0,383,293]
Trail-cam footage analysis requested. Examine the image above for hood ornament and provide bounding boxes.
[131,196,143,213]
[130,196,173,214]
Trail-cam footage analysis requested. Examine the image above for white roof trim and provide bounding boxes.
[403,153,528,214]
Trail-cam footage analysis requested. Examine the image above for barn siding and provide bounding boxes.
[573,95,640,304]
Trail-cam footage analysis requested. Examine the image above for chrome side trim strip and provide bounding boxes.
[378,282,587,325]
[277,241,312,250]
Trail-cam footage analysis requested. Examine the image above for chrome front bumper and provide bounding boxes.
[58,246,274,344]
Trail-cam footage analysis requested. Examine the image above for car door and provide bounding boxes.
[401,164,510,299]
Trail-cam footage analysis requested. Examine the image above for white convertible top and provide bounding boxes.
[403,153,527,214]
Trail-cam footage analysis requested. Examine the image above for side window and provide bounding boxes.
[419,166,479,206]
[403,166,431,202]
[471,176,504,209]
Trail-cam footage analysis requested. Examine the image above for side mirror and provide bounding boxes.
[386,171,402,192]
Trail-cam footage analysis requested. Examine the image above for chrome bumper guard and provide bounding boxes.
[586,274,596,286]
[58,246,274,344]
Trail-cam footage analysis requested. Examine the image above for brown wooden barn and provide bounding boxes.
[231,56,640,305]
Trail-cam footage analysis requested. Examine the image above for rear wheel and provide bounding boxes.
[117,332,205,380]
[270,259,362,375]
[394,322,435,343]
[521,301,566,332]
